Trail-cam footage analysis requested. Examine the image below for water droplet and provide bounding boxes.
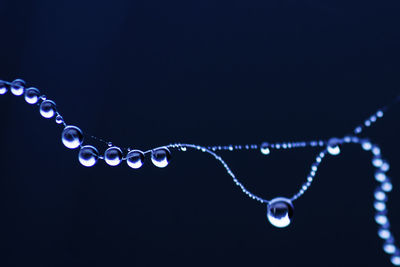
[104,146,123,166]
[374,201,386,212]
[383,239,396,254]
[375,212,388,225]
[55,115,64,124]
[361,140,372,151]
[267,197,294,228]
[391,254,400,266]
[10,79,25,96]
[151,147,171,168]
[126,150,145,169]
[374,189,387,202]
[378,227,391,239]
[260,142,270,155]
[61,125,83,149]
[382,180,393,192]
[39,100,57,118]
[24,87,40,104]
[375,171,387,182]
[78,145,99,167]
[0,80,8,95]
[327,138,341,155]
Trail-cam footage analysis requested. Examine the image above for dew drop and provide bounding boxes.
[104,146,123,166]
[151,147,171,168]
[55,115,64,124]
[126,150,145,169]
[39,100,57,118]
[78,145,99,167]
[24,87,41,104]
[327,138,341,155]
[10,79,25,96]
[61,125,83,149]
[0,80,8,95]
[267,197,294,228]
[260,142,270,155]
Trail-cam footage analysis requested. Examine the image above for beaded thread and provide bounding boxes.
[0,78,399,265]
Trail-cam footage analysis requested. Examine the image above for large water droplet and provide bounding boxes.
[39,100,57,118]
[327,138,341,155]
[105,146,123,166]
[126,150,145,169]
[151,147,171,168]
[267,197,294,228]
[260,142,270,155]
[24,87,41,104]
[61,125,83,149]
[78,145,99,167]
[0,80,8,95]
[10,79,25,96]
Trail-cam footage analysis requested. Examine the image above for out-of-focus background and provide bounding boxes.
[0,0,399,266]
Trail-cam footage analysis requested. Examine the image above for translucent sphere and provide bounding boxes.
[24,87,41,104]
[383,239,396,254]
[61,126,84,149]
[55,115,64,124]
[391,254,400,266]
[151,147,171,168]
[126,150,145,169]
[105,146,123,166]
[78,145,99,167]
[267,197,294,228]
[10,79,25,96]
[0,80,8,95]
[327,138,341,155]
[39,100,57,118]
[260,142,270,155]
[378,227,391,239]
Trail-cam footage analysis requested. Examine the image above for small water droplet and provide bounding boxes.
[10,79,25,96]
[151,147,171,168]
[39,100,57,118]
[78,145,99,167]
[24,87,41,104]
[327,138,341,155]
[55,115,64,124]
[0,80,8,95]
[104,146,123,166]
[126,150,145,169]
[61,125,83,149]
[260,142,270,155]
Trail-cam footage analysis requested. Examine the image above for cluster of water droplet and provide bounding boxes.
[2,78,399,266]
[1,78,172,170]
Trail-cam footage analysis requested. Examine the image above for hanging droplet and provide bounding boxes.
[391,253,400,266]
[260,142,270,155]
[55,115,64,124]
[327,138,341,156]
[151,147,171,168]
[0,80,8,95]
[61,125,84,149]
[78,145,99,167]
[378,227,391,240]
[104,146,123,166]
[126,150,145,169]
[39,100,57,118]
[383,238,396,254]
[10,79,25,96]
[267,197,294,228]
[24,87,41,104]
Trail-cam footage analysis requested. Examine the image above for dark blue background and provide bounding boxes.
[0,0,399,266]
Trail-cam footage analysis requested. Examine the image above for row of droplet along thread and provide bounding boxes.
[0,78,399,265]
